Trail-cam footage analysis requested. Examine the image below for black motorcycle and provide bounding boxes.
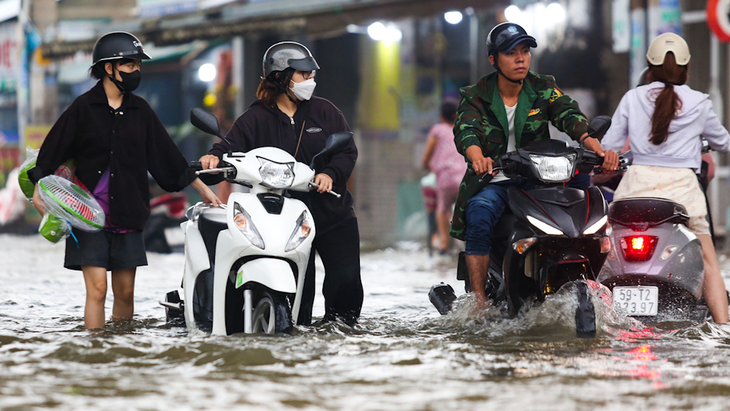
[430,116,615,338]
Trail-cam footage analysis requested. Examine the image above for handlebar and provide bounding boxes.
[195,167,236,175]
[475,145,630,182]
[309,182,342,198]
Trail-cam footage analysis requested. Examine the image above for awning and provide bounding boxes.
[0,0,20,24]
[40,0,507,60]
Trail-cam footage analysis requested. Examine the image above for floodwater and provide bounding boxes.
[1,234,730,411]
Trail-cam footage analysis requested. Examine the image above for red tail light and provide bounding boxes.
[620,235,658,262]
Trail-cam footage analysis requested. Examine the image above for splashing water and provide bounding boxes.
[2,237,730,410]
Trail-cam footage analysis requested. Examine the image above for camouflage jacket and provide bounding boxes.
[450,71,589,240]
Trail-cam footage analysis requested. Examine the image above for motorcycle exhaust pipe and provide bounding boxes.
[429,283,457,315]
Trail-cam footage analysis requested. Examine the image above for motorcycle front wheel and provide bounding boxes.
[251,290,293,334]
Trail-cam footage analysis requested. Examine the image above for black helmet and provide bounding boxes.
[487,22,537,56]
[262,41,319,78]
[91,32,151,65]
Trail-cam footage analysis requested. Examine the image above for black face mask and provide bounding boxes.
[109,67,141,93]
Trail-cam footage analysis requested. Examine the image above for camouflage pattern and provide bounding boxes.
[450,71,589,240]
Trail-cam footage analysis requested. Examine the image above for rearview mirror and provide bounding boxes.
[190,108,223,138]
[586,116,612,141]
[310,132,354,169]
[324,132,353,153]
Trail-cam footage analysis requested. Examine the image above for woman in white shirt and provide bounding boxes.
[602,33,729,323]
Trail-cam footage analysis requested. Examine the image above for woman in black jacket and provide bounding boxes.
[199,41,362,326]
[29,32,221,330]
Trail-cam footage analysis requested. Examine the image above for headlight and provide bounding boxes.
[233,203,265,249]
[258,157,295,189]
[285,210,313,252]
[529,153,575,182]
[526,215,564,236]
[583,215,608,235]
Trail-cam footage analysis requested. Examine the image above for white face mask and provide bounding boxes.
[290,78,316,101]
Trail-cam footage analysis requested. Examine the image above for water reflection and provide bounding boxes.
[624,344,662,387]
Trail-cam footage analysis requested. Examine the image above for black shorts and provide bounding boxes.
[64,230,148,271]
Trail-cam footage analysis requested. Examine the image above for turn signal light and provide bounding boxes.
[620,235,657,262]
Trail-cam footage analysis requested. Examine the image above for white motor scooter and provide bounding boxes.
[161,108,352,335]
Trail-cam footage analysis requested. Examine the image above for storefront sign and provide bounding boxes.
[138,0,197,19]
[648,0,681,37]
[0,22,18,93]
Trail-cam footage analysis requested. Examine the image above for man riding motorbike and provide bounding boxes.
[450,22,619,309]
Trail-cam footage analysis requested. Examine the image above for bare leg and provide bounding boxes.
[82,266,108,329]
[436,210,451,252]
[111,268,136,321]
[465,254,490,309]
[697,234,729,324]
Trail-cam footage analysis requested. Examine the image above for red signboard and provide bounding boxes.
[708,0,730,42]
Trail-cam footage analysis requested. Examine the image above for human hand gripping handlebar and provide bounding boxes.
[308,181,342,198]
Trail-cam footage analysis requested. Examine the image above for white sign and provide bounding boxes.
[629,8,646,89]
[0,0,20,24]
[612,0,630,53]
[0,22,18,93]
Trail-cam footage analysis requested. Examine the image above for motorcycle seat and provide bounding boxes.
[198,208,228,263]
[608,197,689,227]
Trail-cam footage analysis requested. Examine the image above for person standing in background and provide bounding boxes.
[422,101,466,255]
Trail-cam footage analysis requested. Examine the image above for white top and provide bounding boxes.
[492,103,517,183]
[602,82,730,171]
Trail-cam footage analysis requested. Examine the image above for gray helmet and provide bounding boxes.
[262,41,319,78]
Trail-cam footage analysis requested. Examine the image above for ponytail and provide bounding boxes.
[646,52,688,145]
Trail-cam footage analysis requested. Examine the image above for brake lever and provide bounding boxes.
[478,167,503,183]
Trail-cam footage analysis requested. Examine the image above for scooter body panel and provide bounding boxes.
[210,192,314,336]
[236,258,297,293]
[181,222,211,332]
[499,185,609,315]
[598,222,704,299]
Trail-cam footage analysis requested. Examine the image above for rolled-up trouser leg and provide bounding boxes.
[464,183,511,256]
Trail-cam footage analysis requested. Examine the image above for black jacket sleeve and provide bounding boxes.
[144,102,197,192]
[202,112,260,185]
[27,103,78,184]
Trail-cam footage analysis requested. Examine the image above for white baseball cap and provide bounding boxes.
[646,33,690,66]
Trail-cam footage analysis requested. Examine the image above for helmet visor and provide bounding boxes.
[96,49,151,63]
[288,56,320,72]
[497,34,537,53]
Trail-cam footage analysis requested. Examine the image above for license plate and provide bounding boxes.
[612,286,659,316]
[164,227,185,246]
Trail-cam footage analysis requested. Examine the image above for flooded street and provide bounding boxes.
[2,234,730,410]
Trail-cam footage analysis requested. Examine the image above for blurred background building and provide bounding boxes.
[0,0,729,246]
